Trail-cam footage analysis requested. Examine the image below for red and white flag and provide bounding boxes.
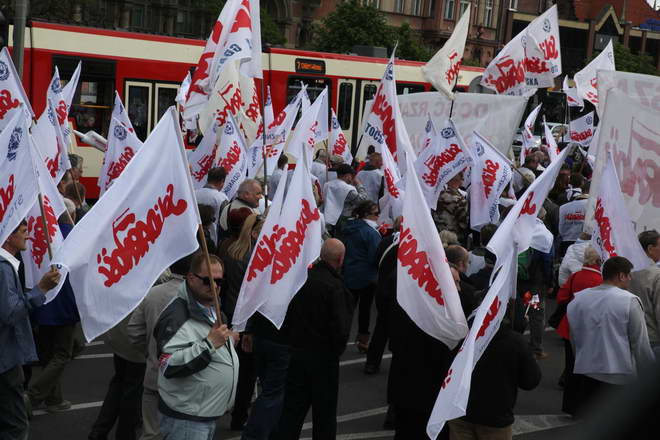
[232,151,323,330]
[21,136,67,299]
[217,113,248,200]
[520,103,542,166]
[239,72,262,145]
[488,145,572,264]
[175,72,191,107]
[329,109,352,164]
[183,0,262,122]
[574,39,614,107]
[398,152,468,348]
[32,98,70,184]
[427,249,518,438]
[569,111,595,146]
[0,110,38,246]
[413,119,469,208]
[481,6,561,96]
[0,47,33,130]
[378,137,404,224]
[590,153,650,270]
[52,108,200,341]
[287,88,328,168]
[47,63,81,145]
[189,118,221,189]
[543,120,560,163]
[422,4,470,99]
[468,132,513,229]
[563,76,583,108]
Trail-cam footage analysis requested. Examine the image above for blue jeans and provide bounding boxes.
[241,337,290,440]
[159,413,215,440]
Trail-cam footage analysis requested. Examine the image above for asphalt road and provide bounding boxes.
[28,312,579,440]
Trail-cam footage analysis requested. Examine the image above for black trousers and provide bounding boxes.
[366,290,390,368]
[393,406,448,440]
[89,354,145,440]
[232,333,257,427]
[0,365,28,440]
[275,351,339,440]
[350,284,376,336]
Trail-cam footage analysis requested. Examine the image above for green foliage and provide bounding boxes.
[589,41,658,76]
[461,58,482,67]
[261,8,286,46]
[391,22,433,61]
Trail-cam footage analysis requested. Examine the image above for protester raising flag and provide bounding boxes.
[232,150,323,331]
[21,136,67,300]
[217,113,248,200]
[520,104,542,166]
[0,47,34,129]
[398,152,468,348]
[569,111,595,146]
[329,109,352,165]
[590,153,651,270]
[427,249,518,438]
[422,4,470,99]
[468,131,513,229]
[574,39,615,107]
[189,118,221,189]
[543,120,560,163]
[52,108,200,341]
[481,6,561,96]
[414,119,469,209]
[47,63,82,144]
[183,0,262,122]
[0,110,38,245]
[32,98,70,183]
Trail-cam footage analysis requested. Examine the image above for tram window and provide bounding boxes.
[396,83,425,95]
[127,85,151,141]
[156,86,178,123]
[337,83,353,129]
[362,84,378,110]
[287,76,331,104]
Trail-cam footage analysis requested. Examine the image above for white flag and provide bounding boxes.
[47,63,81,145]
[0,48,33,129]
[217,113,248,200]
[189,118,221,189]
[574,39,615,107]
[287,87,328,169]
[427,250,517,438]
[0,110,38,246]
[520,104,542,166]
[422,5,470,99]
[33,98,70,184]
[414,119,470,208]
[378,136,404,224]
[21,137,67,298]
[468,132,513,229]
[563,76,583,108]
[232,151,323,330]
[175,72,191,106]
[543,120,560,163]
[52,108,200,341]
[569,111,595,146]
[488,145,572,263]
[590,153,651,270]
[398,152,468,348]
[329,109,352,164]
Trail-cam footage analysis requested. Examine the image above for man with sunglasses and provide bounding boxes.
[154,253,238,440]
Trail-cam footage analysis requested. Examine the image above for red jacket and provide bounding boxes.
[556,265,602,339]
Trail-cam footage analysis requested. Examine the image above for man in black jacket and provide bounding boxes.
[275,239,354,440]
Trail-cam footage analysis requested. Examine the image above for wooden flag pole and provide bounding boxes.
[37,193,54,262]
[197,224,223,325]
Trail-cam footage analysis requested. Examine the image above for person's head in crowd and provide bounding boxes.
[320,238,345,270]
[64,182,86,208]
[583,246,603,267]
[353,200,379,221]
[578,232,592,241]
[602,256,634,289]
[60,198,77,225]
[557,164,571,188]
[315,149,328,164]
[393,216,403,232]
[206,167,227,190]
[449,266,462,292]
[639,230,660,263]
[68,154,84,181]
[367,145,376,156]
[447,171,463,189]
[523,154,539,170]
[330,155,345,168]
[2,220,28,254]
[198,204,215,229]
[58,170,72,195]
[236,179,263,208]
[581,180,590,195]
[369,152,383,169]
[479,223,498,247]
[569,173,585,190]
[228,213,265,261]
[446,245,469,274]
[228,207,254,238]
[277,154,289,170]
[440,230,459,248]
[336,164,357,184]
[518,168,536,189]
[536,148,549,165]
[170,253,195,277]
[186,253,224,306]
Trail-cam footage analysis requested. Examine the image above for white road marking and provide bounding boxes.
[301,431,393,440]
[85,341,104,346]
[76,353,113,359]
[33,401,103,417]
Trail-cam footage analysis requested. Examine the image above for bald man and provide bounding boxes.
[276,239,355,440]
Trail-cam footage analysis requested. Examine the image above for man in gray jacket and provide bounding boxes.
[629,230,660,353]
[154,253,238,440]
[1,222,60,439]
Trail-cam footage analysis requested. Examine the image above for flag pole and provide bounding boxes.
[197,225,223,325]
[448,74,460,118]
[37,193,54,262]
[260,79,269,209]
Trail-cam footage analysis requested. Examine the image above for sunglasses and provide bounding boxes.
[193,273,223,287]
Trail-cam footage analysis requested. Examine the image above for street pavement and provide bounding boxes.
[28,312,579,440]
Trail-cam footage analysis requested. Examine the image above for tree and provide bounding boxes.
[310,0,392,54]
[589,41,658,76]
[391,22,433,62]
[261,8,286,46]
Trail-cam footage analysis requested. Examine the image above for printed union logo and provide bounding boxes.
[265,94,272,106]
[476,142,485,156]
[47,106,57,126]
[521,35,527,48]
[113,125,127,141]
[7,126,22,161]
[425,120,433,133]
[543,19,551,33]
[0,61,9,81]
[51,77,62,94]
[332,118,339,130]
[385,62,394,81]
[586,116,593,125]
[440,127,455,139]
[224,123,234,135]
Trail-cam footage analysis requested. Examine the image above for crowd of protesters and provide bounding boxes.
[2,141,659,440]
